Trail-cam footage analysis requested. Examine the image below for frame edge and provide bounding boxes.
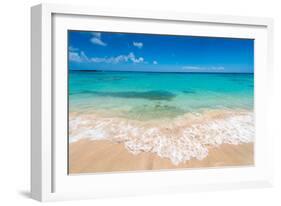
[31,4,43,201]
[30,3,275,201]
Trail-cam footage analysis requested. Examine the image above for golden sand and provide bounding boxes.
[69,140,254,174]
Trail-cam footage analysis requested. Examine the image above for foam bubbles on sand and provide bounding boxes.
[69,110,254,165]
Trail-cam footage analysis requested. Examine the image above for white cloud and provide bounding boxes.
[153,60,158,65]
[182,66,225,71]
[182,66,203,70]
[91,32,101,38]
[69,51,90,63]
[69,51,144,64]
[210,66,224,71]
[91,52,144,64]
[69,52,81,62]
[90,37,107,46]
[133,42,143,49]
[69,46,79,51]
[90,32,107,46]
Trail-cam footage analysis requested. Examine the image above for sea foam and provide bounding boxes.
[69,110,254,165]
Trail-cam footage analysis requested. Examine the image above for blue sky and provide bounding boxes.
[68,31,254,73]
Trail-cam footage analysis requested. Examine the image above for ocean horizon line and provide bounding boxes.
[69,69,254,74]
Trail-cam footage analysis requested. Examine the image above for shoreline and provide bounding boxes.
[69,140,254,174]
[69,109,254,164]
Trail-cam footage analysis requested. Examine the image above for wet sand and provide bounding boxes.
[69,140,254,174]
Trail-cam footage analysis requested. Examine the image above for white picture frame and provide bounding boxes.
[31,3,274,202]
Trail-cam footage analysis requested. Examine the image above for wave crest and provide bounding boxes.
[69,110,254,165]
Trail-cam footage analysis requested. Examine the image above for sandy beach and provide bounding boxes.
[69,140,254,174]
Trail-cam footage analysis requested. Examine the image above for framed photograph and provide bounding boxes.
[31,3,274,201]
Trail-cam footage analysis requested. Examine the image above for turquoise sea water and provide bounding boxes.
[69,71,254,164]
[69,71,254,120]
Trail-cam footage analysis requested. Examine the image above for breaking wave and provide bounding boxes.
[69,110,254,165]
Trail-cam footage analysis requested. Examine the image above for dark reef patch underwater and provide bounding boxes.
[76,90,177,101]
